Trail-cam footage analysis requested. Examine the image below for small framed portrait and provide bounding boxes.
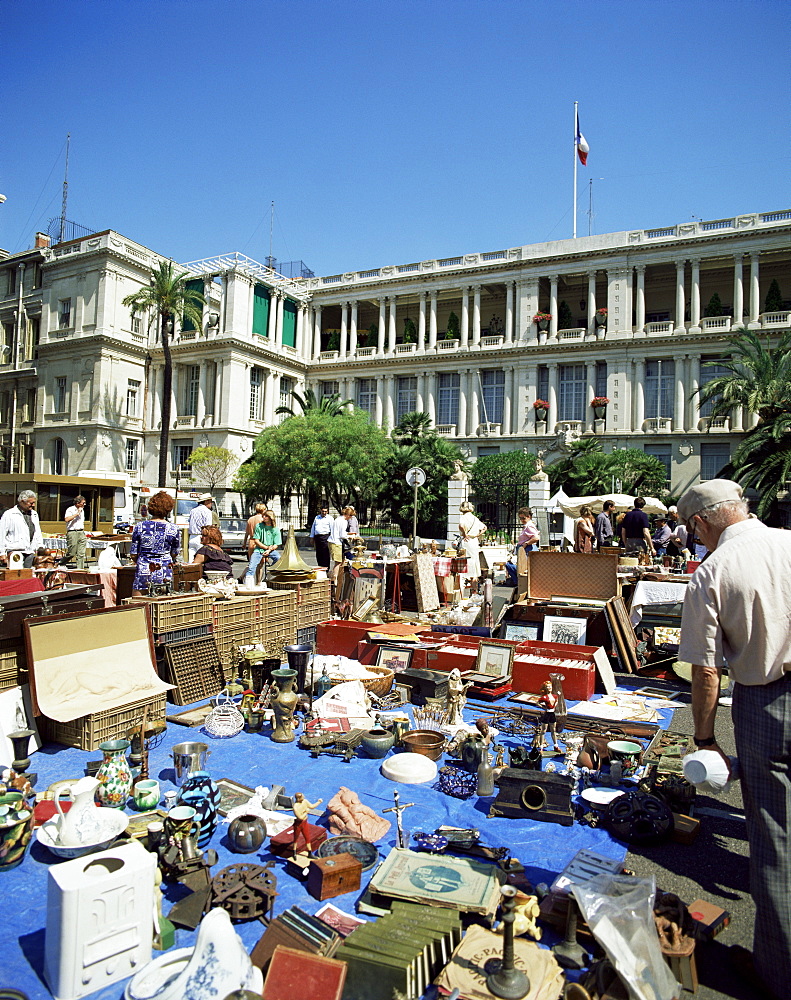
[375,645,414,672]
[215,778,256,817]
[502,622,541,643]
[474,639,515,680]
[542,615,588,646]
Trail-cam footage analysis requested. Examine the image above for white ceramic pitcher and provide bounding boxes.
[53,776,103,847]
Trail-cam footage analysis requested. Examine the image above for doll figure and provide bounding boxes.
[533,680,561,752]
[447,668,473,727]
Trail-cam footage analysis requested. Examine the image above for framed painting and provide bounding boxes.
[542,615,588,646]
[474,639,515,680]
[375,645,414,673]
[216,778,256,817]
[502,622,541,643]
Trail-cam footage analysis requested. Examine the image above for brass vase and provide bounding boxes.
[270,667,298,743]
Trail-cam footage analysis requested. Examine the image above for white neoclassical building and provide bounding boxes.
[0,209,789,510]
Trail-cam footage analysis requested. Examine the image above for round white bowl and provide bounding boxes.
[37,808,129,859]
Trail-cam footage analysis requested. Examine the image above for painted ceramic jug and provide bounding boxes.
[270,667,298,743]
[54,776,104,847]
[95,741,133,809]
[176,771,221,847]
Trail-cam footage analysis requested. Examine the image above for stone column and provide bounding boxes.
[460,287,469,348]
[521,363,536,436]
[675,261,686,333]
[505,282,514,344]
[587,271,597,336]
[458,374,468,437]
[313,306,322,358]
[388,296,397,353]
[197,364,207,427]
[691,358,701,430]
[472,285,481,346]
[426,373,436,425]
[378,298,386,355]
[635,265,646,334]
[268,290,278,342]
[634,360,645,431]
[548,362,558,430]
[690,259,701,332]
[468,370,479,436]
[502,366,514,435]
[418,292,426,352]
[675,357,686,431]
[549,275,559,340]
[429,291,438,350]
[416,373,425,412]
[151,365,162,429]
[339,301,348,359]
[275,293,284,347]
[349,300,358,356]
[386,374,396,428]
[749,252,760,326]
[262,370,274,426]
[586,361,596,432]
[733,254,744,326]
[295,304,304,357]
[374,376,383,426]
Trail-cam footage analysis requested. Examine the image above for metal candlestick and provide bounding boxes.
[552,895,587,969]
[485,885,530,999]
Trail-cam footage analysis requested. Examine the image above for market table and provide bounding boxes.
[4,689,676,1000]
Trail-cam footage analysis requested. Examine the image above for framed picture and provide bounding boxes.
[125,809,168,840]
[216,778,256,817]
[375,645,414,672]
[474,639,515,680]
[350,595,378,621]
[542,615,588,646]
[502,622,541,643]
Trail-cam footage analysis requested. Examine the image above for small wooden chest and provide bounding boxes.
[306,852,362,901]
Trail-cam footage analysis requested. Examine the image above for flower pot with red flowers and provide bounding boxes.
[533,311,552,331]
[591,396,609,420]
[533,399,550,422]
[595,308,608,327]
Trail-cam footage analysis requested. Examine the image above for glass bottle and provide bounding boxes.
[476,749,495,796]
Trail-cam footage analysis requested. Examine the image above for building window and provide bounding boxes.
[357,377,377,415]
[700,442,730,481]
[131,315,141,335]
[280,376,294,412]
[58,299,72,329]
[31,263,43,289]
[478,446,500,457]
[172,444,192,471]
[437,373,460,427]
[249,367,264,421]
[595,361,608,399]
[54,376,67,414]
[644,444,672,487]
[125,439,139,472]
[479,369,504,425]
[25,316,40,359]
[5,269,16,298]
[698,358,729,418]
[185,366,200,416]
[23,388,36,423]
[537,366,549,406]
[397,376,417,423]
[321,380,340,398]
[558,364,586,421]
[0,392,9,426]
[645,359,675,419]
[2,322,13,357]
[126,379,140,417]
[51,438,65,475]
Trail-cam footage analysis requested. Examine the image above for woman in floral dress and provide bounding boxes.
[130,491,181,596]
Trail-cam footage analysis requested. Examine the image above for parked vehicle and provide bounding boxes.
[219,517,248,554]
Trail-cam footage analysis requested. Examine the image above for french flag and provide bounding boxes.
[576,112,589,165]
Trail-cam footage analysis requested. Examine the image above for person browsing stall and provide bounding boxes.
[244,509,281,586]
[594,500,616,549]
[192,524,234,578]
[506,507,539,587]
[63,494,87,569]
[310,505,333,571]
[651,516,673,557]
[620,496,655,557]
[0,490,44,568]
[130,491,181,596]
[187,493,214,561]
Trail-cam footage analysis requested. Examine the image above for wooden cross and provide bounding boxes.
[383,789,415,849]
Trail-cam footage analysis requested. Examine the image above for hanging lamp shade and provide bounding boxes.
[267,525,316,583]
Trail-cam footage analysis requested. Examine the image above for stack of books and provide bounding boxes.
[251,904,341,973]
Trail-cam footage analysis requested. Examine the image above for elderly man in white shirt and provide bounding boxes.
[0,490,44,568]
[187,494,214,561]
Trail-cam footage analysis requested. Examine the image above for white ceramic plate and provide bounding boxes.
[381,752,438,784]
[580,787,625,809]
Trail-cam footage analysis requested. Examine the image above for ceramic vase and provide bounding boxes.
[360,726,396,758]
[176,771,221,848]
[95,740,133,809]
[228,813,267,854]
[0,792,33,872]
[270,667,298,743]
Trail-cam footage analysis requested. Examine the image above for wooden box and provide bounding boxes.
[0,584,103,640]
[511,640,602,701]
[306,852,362,901]
[0,568,33,580]
[518,550,621,600]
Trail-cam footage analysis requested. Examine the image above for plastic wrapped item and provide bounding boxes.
[572,874,680,1000]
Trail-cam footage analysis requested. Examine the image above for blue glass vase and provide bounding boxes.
[176,770,221,847]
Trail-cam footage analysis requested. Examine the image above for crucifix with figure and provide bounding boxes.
[383,790,415,849]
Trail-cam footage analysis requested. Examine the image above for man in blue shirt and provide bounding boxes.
[187,493,214,560]
[620,497,655,557]
[651,517,673,556]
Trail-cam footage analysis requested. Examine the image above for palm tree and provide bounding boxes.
[727,418,791,519]
[275,388,353,418]
[123,262,205,487]
[391,411,434,445]
[695,327,791,422]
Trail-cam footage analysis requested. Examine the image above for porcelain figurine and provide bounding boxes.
[53,776,105,847]
[176,771,221,848]
[270,667,298,743]
[446,668,473,727]
[95,739,133,809]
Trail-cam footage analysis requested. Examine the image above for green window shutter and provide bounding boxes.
[282,299,297,347]
[253,284,270,337]
[182,279,204,332]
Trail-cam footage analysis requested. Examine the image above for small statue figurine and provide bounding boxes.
[533,680,561,752]
[446,668,473,727]
[290,792,324,855]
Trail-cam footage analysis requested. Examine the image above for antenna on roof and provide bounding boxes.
[59,133,71,245]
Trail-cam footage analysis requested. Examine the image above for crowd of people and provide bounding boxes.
[571,497,696,560]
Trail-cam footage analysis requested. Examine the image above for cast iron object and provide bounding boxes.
[552,896,587,970]
[299,726,366,761]
[485,885,530,999]
[603,790,674,845]
[211,862,278,923]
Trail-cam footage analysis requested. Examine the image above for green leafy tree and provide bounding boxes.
[704,292,724,317]
[391,411,434,446]
[547,441,667,497]
[725,418,791,521]
[402,317,417,344]
[186,446,238,489]
[558,299,574,330]
[123,262,205,487]
[275,387,353,418]
[469,450,539,531]
[765,278,783,312]
[446,311,459,340]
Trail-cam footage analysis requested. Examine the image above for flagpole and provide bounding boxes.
[573,101,578,239]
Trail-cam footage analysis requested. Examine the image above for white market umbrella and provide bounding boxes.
[558,494,668,518]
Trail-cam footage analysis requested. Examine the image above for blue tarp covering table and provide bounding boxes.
[4,690,676,1000]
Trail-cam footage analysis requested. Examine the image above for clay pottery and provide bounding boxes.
[270,667,298,743]
[228,813,267,854]
[133,779,161,811]
[360,726,396,758]
[53,776,105,847]
[95,740,133,809]
[0,792,33,871]
[176,771,221,848]
[607,740,642,774]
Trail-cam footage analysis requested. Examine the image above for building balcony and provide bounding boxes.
[176,415,196,428]
[320,350,339,361]
[477,422,501,436]
[394,343,416,354]
[557,328,586,341]
[645,321,674,336]
[436,424,456,436]
[643,417,673,433]
[437,339,459,352]
[700,316,732,332]
[762,310,791,329]
[698,415,731,432]
[480,335,504,348]
[355,346,376,358]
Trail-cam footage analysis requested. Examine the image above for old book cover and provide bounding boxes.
[368,847,502,916]
[262,945,346,1000]
[336,939,415,1000]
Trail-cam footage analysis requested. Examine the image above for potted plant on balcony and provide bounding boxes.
[595,307,608,327]
[591,396,610,420]
[533,312,552,331]
[533,398,550,421]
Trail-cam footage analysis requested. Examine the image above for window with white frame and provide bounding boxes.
[595,361,608,399]
[321,380,340,399]
[645,359,675,419]
[558,364,586,421]
[280,376,294,412]
[125,439,139,471]
[357,377,377,415]
[54,376,67,414]
[437,373,460,426]
[126,379,140,417]
[698,358,729,418]
[479,369,504,425]
[249,367,264,421]
[185,365,200,416]
[172,443,192,471]
[700,442,730,481]
[58,298,72,329]
[537,366,549,404]
[131,315,141,335]
[397,376,417,423]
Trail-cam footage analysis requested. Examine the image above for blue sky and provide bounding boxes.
[2,0,789,275]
